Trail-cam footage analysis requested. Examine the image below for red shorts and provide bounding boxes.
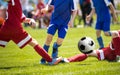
[96,33,120,61]
[96,47,116,61]
[0,27,32,48]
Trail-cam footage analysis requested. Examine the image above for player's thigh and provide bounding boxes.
[103,20,110,32]
[103,47,116,61]
[47,24,57,36]
[58,25,68,39]
[56,38,64,45]
[45,34,54,45]
[95,21,103,30]
[12,31,32,48]
[0,32,10,47]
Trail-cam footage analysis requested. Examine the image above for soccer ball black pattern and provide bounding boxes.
[78,37,95,54]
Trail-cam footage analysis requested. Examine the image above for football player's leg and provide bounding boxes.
[95,47,115,61]
[28,40,62,65]
[103,21,111,36]
[96,22,104,49]
[67,54,88,62]
[29,39,62,65]
[111,31,120,50]
[52,38,62,58]
[28,39,53,62]
[96,30,104,49]
[41,24,56,63]
[52,25,68,58]
[41,34,53,64]
[63,50,99,63]
[95,49,105,60]
[12,31,52,62]
[0,32,10,47]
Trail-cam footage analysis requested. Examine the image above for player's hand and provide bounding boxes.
[86,15,91,24]
[41,8,47,15]
[68,20,73,28]
[29,19,36,29]
[113,14,118,23]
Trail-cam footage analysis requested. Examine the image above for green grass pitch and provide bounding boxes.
[0,25,120,75]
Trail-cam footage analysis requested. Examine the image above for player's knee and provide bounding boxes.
[45,34,53,45]
[87,50,98,57]
[104,32,111,36]
[29,39,38,47]
[53,42,61,49]
[111,31,119,38]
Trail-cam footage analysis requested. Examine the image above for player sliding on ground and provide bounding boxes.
[0,0,62,65]
[62,30,120,63]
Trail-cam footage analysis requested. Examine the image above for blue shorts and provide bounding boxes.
[95,19,110,32]
[47,24,68,39]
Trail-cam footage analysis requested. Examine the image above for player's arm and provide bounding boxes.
[21,13,36,29]
[23,18,36,29]
[104,0,118,22]
[41,0,54,14]
[86,0,95,22]
[41,5,54,14]
[109,3,118,22]
[68,0,78,27]
[68,10,77,27]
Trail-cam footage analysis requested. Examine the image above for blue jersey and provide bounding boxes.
[91,0,111,31]
[48,0,77,26]
[91,0,111,21]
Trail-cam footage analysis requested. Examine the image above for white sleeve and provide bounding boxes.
[22,13,26,19]
[47,0,52,5]
[104,0,111,6]
[12,0,15,6]
[21,13,26,21]
[73,0,78,10]
[90,0,95,9]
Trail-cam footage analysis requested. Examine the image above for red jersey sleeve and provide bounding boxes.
[21,13,26,22]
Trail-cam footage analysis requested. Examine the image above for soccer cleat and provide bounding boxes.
[40,58,46,64]
[61,58,70,63]
[48,57,62,65]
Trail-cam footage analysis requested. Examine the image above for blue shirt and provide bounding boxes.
[0,0,8,8]
[91,0,111,21]
[44,0,49,4]
[48,0,77,26]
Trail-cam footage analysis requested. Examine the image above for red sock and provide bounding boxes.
[68,54,87,62]
[34,45,52,62]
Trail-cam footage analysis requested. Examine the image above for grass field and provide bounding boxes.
[0,24,120,75]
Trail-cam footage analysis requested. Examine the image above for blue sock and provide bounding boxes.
[97,36,104,49]
[52,42,61,58]
[40,44,50,64]
[43,44,50,52]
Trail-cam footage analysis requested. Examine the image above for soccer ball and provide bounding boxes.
[78,37,95,54]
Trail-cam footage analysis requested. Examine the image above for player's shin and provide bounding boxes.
[52,42,61,58]
[68,54,87,62]
[34,45,52,62]
[40,44,50,64]
[97,36,104,49]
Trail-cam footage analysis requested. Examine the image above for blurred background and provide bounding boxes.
[0,0,120,29]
